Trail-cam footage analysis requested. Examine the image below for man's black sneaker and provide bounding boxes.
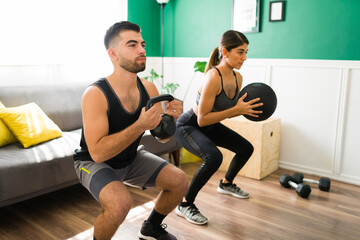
[138,220,177,240]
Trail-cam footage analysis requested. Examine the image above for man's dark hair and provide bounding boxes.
[104,21,141,49]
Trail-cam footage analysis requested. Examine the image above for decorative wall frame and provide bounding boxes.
[269,1,285,22]
[232,0,261,33]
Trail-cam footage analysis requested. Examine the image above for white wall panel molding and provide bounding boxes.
[339,68,360,180]
[245,58,360,69]
[333,68,349,175]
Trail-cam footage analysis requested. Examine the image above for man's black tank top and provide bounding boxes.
[73,77,150,169]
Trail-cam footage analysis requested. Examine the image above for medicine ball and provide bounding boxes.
[239,82,277,121]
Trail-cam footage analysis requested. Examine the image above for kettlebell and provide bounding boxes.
[146,94,176,139]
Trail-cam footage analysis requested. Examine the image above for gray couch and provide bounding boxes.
[0,83,181,208]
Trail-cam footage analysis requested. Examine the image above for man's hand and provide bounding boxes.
[164,99,183,121]
[138,105,162,132]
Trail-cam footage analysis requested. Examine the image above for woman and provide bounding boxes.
[174,30,263,225]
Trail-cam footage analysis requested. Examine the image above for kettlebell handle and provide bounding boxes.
[146,94,174,110]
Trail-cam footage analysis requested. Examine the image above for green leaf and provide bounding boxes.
[194,61,207,73]
[161,83,179,95]
[143,68,179,95]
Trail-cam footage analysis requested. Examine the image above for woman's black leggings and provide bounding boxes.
[175,109,254,204]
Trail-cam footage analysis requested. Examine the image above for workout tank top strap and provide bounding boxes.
[213,67,238,92]
[213,67,224,91]
[233,70,239,92]
[92,78,116,117]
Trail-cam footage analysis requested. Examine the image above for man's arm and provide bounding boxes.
[82,85,162,163]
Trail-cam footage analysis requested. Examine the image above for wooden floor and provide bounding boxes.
[1,161,360,240]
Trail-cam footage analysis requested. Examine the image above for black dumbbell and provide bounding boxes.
[292,172,331,192]
[279,174,311,198]
[146,94,175,139]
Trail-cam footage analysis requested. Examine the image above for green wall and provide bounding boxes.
[129,0,360,60]
[165,0,232,58]
[250,0,360,60]
[128,0,160,56]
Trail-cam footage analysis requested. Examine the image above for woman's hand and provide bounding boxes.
[164,99,183,121]
[235,93,263,118]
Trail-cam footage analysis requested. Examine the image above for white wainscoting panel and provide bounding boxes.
[271,66,342,172]
[340,68,360,180]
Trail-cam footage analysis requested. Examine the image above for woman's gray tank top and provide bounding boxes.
[196,67,239,112]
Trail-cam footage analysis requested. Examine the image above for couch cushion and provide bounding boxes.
[0,102,62,148]
[0,101,17,147]
[0,83,88,131]
[0,129,81,204]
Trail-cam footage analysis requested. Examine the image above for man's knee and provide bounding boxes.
[99,182,133,222]
[106,195,133,224]
[157,165,188,193]
[173,169,188,194]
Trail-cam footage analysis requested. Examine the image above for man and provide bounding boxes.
[73,21,188,240]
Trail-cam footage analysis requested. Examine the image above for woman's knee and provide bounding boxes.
[204,149,223,170]
[246,142,254,158]
[234,141,254,159]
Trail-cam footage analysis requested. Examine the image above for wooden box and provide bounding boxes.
[218,116,281,180]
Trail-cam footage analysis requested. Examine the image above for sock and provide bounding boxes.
[147,209,166,226]
[221,179,232,186]
[180,201,191,207]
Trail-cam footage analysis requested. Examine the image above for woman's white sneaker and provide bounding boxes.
[217,180,250,199]
[175,203,208,225]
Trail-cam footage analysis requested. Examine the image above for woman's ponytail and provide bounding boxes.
[205,47,220,73]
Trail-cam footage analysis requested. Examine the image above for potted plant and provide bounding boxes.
[143,69,179,95]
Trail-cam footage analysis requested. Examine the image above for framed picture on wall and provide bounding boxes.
[232,0,261,33]
[269,1,285,22]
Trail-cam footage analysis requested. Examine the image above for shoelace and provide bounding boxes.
[231,184,249,196]
[188,204,200,215]
[231,184,241,192]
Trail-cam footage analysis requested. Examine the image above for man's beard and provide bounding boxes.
[119,56,146,73]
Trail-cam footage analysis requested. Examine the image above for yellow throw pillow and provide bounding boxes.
[0,101,17,147]
[0,102,62,148]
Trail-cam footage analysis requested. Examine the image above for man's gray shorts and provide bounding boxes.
[74,148,168,202]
